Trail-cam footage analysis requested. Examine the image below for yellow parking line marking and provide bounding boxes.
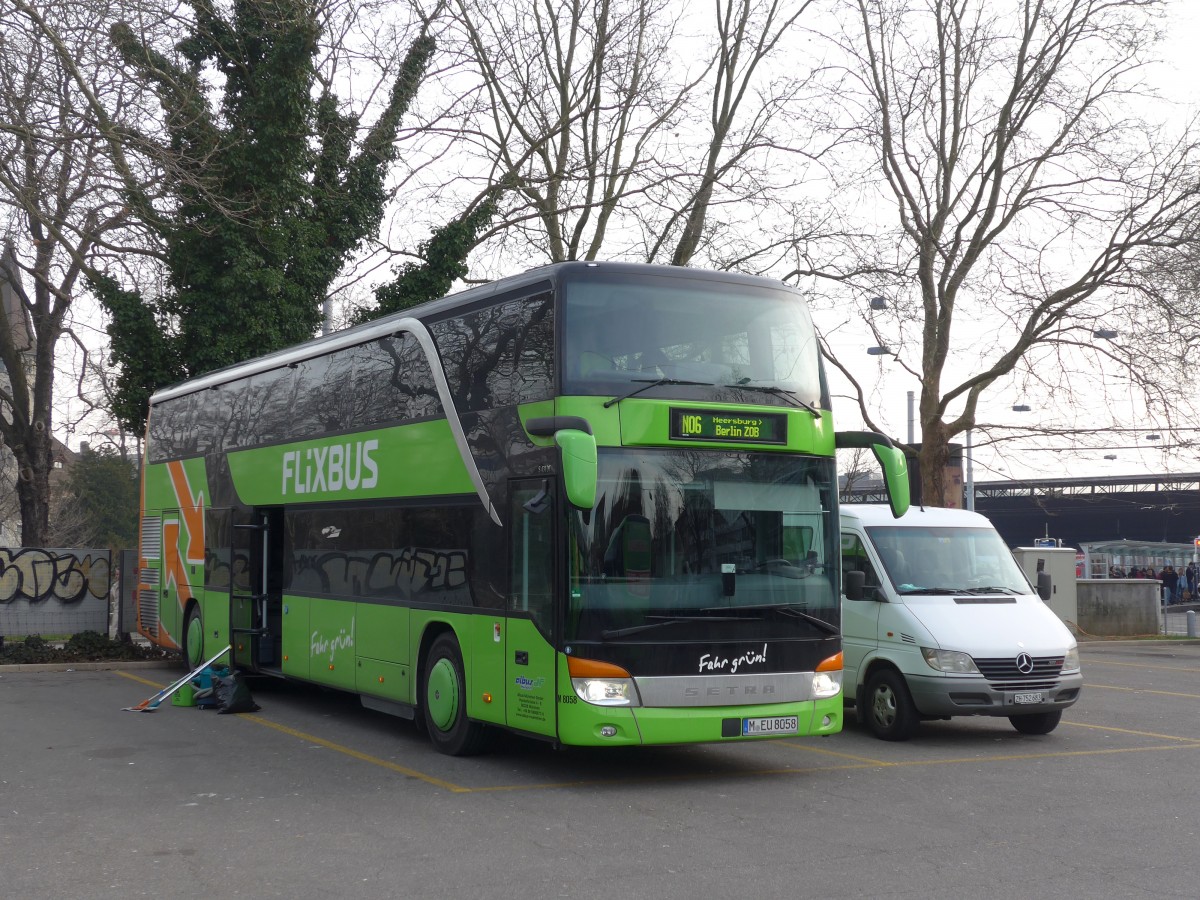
[1086,682,1200,700]
[1083,658,1200,674]
[1062,720,1200,742]
[113,670,469,792]
[777,741,895,766]
[115,671,172,690]
[107,671,1200,794]
[240,715,471,793]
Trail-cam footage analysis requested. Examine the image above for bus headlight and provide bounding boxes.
[811,671,842,699]
[921,648,980,674]
[571,677,640,706]
[567,656,641,707]
[812,651,843,699]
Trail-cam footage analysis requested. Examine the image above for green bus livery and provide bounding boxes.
[135,262,908,754]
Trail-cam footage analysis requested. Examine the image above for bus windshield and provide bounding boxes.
[865,525,1034,595]
[567,448,839,643]
[561,271,827,409]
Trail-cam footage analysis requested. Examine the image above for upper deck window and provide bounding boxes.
[561,271,826,409]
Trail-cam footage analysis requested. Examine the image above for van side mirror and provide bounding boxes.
[835,431,910,518]
[525,416,598,511]
[844,569,866,601]
[1037,571,1052,603]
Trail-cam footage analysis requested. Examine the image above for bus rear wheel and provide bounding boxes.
[421,633,491,756]
[183,604,204,669]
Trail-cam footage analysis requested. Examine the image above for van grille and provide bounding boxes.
[973,656,1064,691]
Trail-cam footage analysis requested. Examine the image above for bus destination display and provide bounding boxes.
[670,408,787,445]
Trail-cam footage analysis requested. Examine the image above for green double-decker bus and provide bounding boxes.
[135,262,908,754]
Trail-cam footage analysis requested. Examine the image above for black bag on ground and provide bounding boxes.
[214,670,261,714]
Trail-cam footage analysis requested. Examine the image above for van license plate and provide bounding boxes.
[742,716,798,736]
[1013,691,1044,704]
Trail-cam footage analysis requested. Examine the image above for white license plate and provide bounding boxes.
[1012,691,1045,704]
[742,716,799,736]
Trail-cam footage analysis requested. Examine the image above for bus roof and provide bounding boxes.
[150,261,790,405]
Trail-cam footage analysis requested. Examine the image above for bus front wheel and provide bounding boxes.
[421,633,491,756]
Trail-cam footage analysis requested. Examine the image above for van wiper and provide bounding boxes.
[702,603,840,636]
[895,587,965,596]
[960,586,1020,595]
[727,381,821,418]
[600,614,749,640]
[603,377,715,409]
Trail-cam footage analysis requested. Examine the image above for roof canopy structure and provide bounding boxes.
[1079,540,1199,578]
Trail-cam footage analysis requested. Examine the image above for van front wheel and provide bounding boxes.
[863,669,919,741]
[1009,710,1062,735]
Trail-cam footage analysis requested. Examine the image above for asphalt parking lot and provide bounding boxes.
[2,641,1198,900]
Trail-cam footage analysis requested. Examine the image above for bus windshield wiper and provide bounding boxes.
[704,603,839,636]
[726,381,821,418]
[604,378,715,408]
[600,614,750,640]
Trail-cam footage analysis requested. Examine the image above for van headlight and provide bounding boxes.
[1061,646,1080,674]
[921,648,980,674]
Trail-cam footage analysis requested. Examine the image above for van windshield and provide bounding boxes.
[863,525,1033,595]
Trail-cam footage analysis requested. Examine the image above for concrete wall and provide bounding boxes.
[1077,579,1160,637]
[0,548,111,636]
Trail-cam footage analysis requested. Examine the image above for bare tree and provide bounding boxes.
[425,0,822,269]
[813,0,1200,505]
[0,0,145,545]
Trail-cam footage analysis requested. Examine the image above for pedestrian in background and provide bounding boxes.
[1161,565,1177,606]
[1187,562,1197,601]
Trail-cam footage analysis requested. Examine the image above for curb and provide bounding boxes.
[0,660,182,673]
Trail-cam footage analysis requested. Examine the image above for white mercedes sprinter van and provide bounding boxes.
[840,504,1082,741]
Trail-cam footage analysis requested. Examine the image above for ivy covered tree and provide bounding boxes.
[92,0,438,433]
[352,186,503,325]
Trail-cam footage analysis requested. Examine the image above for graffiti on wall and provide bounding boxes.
[291,547,472,604]
[0,547,112,636]
[0,548,111,604]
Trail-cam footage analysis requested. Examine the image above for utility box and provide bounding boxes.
[1012,547,1078,631]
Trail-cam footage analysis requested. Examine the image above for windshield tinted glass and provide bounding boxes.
[865,525,1033,594]
[567,448,839,642]
[562,271,827,408]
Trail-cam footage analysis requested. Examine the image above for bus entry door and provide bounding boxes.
[506,479,558,739]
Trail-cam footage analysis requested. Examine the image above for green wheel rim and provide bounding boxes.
[185,613,203,667]
[426,657,459,732]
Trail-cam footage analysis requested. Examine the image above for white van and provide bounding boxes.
[839,504,1082,741]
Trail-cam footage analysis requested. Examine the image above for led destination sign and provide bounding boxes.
[669,409,788,445]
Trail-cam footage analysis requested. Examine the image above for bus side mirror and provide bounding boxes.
[525,415,598,511]
[835,431,911,518]
[844,569,866,601]
[556,429,597,510]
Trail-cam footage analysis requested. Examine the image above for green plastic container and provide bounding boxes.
[172,683,195,707]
